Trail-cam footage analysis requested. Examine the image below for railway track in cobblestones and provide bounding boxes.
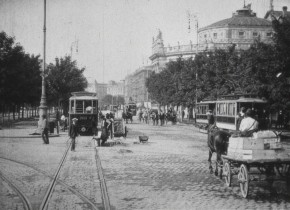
[95,147,111,210]
[0,156,99,210]
[0,170,32,210]
[38,140,72,210]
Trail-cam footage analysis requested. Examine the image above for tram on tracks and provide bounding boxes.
[126,102,137,116]
[196,94,269,132]
[68,91,98,135]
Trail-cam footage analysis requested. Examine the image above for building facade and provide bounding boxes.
[107,80,125,97]
[95,82,107,101]
[124,66,153,106]
[85,78,97,93]
[150,6,274,73]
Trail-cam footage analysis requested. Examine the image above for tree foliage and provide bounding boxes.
[45,56,87,113]
[0,31,42,107]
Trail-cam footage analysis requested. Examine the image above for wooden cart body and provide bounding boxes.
[113,118,127,138]
[222,154,290,198]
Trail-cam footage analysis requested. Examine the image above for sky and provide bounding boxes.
[1,0,289,83]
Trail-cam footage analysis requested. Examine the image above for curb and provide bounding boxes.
[0,134,60,139]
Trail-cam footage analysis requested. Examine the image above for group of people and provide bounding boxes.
[136,108,177,126]
[40,114,78,151]
[95,112,114,146]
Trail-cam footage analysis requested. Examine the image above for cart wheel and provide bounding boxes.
[223,162,232,187]
[238,164,249,198]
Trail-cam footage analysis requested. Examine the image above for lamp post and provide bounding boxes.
[194,14,198,123]
[38,0,47,128]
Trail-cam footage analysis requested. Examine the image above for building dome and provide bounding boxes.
[199,7,271,32]
[197,6,273,51]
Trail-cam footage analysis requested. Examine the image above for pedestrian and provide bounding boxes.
[160,111,165,126]
[69,118,79,151]
[236,107,246,131]
[182,110,185,122]
[155,111,159,126]
[61,114,66,131]
[41,114,49,144]
[55,108,60,134]
[100,115,111,146]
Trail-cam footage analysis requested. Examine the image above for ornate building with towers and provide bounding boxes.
[149,5,274,73]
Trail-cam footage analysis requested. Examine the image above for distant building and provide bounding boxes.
[96,82,107,101]
[107,80,124,96]
[85,78,97,93]
[150,5,274,73]
[124,66,153,106]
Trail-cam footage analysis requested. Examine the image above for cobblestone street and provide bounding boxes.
[99,121,290,209]
[0,119,290,209]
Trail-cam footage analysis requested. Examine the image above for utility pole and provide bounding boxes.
[38,0,47,130]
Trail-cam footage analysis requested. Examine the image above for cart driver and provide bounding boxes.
[239,109,259,137]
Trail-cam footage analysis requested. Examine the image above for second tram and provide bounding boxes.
[196,94,269,132]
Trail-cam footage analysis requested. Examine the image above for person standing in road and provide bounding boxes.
[181,110,185,122]
[41,114,49,144]
[69,118,79,151]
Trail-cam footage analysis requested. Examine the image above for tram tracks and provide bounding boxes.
[0,171,32,210]
[0,139,99,210]
[94,148,111,210]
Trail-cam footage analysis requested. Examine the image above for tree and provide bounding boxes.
[45,56,87,114]
[0,31,42,117]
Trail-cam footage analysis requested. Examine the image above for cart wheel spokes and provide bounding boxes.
[238,164,249,198]
[223,162,232,187]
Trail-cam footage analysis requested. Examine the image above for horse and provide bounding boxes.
[207,126,231,178]
[122,111,133,124]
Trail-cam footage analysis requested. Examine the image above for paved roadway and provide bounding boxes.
[0,119,289,209]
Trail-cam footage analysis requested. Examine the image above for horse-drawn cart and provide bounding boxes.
[221,132,290,198]
[113,118,128,138]
[222,155,290,198]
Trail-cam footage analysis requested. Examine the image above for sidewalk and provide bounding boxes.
[0,120,60,138]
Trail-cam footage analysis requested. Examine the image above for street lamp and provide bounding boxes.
[38,0,47,129]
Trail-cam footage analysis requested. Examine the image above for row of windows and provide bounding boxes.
[202,31,272,39]
[216,103,236,116]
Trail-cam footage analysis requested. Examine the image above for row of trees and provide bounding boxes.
[146,18,290,113]
[0,31,42,117]
[0,31,88,119]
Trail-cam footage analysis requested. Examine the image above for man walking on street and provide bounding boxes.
[69,118,79,151]
[41,114,49,144]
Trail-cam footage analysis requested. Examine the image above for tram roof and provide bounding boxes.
[198,97,267,104]
[69,91,98,100]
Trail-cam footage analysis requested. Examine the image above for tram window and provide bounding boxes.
[218,103,226,115]
[70,100,75,113]
[228,103,235,116]
[84,100,93,113]
[76,101,83,113]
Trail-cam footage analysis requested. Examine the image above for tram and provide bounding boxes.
[196,94,269,132]
[68,91,98,135]
[126,102,137,116]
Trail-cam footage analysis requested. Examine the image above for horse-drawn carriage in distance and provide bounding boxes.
[202,94,290,198]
